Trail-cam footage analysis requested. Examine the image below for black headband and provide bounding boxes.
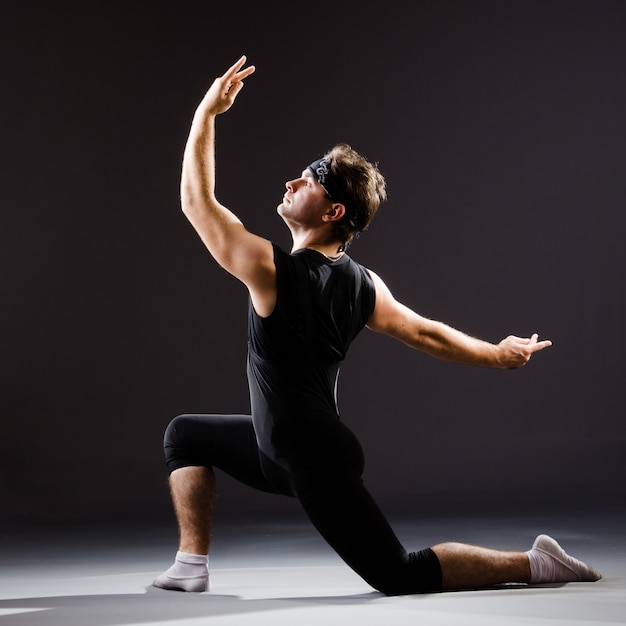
[307,157,348,206]
[307,156,358,231]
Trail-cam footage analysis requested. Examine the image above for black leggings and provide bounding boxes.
[163,413,442,595]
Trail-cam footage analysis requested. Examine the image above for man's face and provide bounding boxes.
[277,169,333,227]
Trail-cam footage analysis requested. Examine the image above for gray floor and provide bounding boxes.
[1,505,624,626]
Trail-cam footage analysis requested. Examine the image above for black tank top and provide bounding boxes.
[247,244,376,468]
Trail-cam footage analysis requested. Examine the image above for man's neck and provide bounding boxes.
[290,229,343,256]
[302,243,345,260]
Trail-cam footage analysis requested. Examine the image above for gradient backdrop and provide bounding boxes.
[2,0,624,525]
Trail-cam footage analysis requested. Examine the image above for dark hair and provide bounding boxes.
[325,143,387,250]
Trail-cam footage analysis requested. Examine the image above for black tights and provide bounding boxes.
[163,413,442,595]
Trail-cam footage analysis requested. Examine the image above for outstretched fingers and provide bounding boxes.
[509,333,552,353]
[226,55,256,80]
[498,333,552,368]
[528,333,553,354]
[222,55,255,94]
[201,55,256,115]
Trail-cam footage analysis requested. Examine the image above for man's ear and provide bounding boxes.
[322,203,346,223]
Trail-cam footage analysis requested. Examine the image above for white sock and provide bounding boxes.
[173,551,209,573]
[526,535,601,584]
[152,551,210,592]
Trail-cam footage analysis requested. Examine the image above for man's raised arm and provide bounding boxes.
[366,270,552,369]
[180,56,276,313]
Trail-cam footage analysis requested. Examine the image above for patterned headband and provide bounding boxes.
[307,156,358,231]
[307,157,347,206]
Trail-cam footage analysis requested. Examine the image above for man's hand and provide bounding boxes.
[496,333,552,369]
[198,55,256,116]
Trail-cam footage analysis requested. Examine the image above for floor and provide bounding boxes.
[1,504,624,626]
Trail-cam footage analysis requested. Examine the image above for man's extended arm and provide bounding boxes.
[180,56,276,315]
[366,270,552,369]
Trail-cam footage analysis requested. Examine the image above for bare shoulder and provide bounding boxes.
[221,225,276,317]
[365,268,398,333]
[365,268,429,345]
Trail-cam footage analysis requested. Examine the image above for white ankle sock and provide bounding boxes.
[152,551,210,592]
[526,535,601,584]
[174,551,209,573]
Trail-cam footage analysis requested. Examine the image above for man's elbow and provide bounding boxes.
[180,181,195,213]
[180,188,205,222]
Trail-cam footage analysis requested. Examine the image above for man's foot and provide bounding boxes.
[527,534,602,584]
[152,569,209,592]
[152,551,210,592]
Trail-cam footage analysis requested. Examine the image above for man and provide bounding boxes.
[153,56,601,595]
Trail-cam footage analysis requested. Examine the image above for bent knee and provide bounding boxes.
[163,414,191,449]
[163,414,202,473]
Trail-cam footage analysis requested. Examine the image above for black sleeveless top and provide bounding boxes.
[247,244,376,470]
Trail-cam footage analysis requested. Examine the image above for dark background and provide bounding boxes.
[2,0,624,527]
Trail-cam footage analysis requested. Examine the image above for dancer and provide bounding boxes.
[153,56,601,595]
